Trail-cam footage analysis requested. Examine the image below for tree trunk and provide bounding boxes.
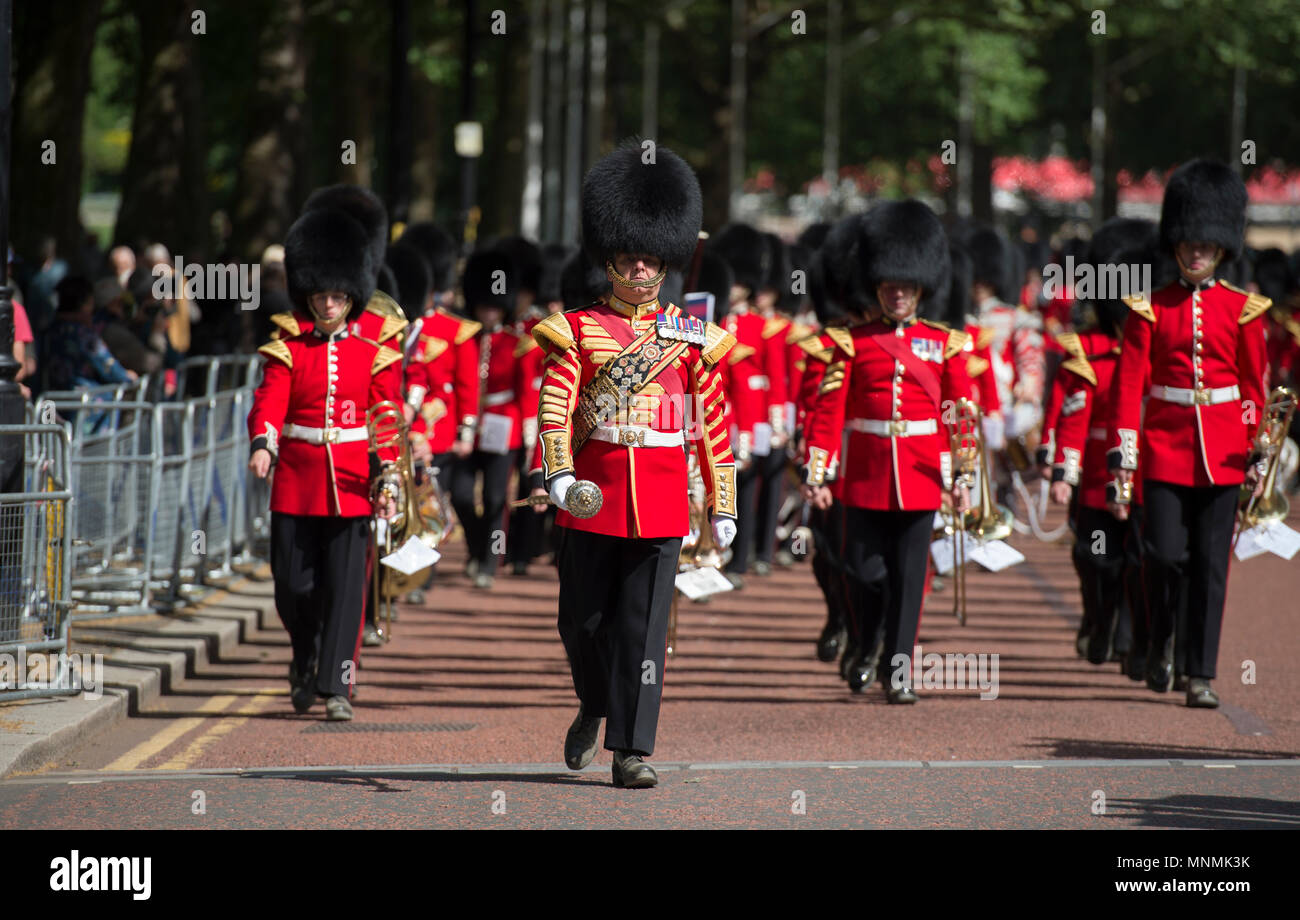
[560,0,585,244]
[387,0,412,223]
[228,0,306,264]
[727,0,746,221]
[11,0,103,263]
[114,0,208,259]
[518,0,546,239]
[408,70,443,223]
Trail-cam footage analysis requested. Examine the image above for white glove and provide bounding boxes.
[982,414,1006,451]
[548,474,576,511]
[712,517,737,549]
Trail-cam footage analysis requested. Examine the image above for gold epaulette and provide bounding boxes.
[944,328,971,361]
[513,334,539,358]
[1055,332,1097,384]
[727,343,757,365]
[1121,293,1156,322]
[977,326,996,350]
[532,312,575,351]
[967,355,990,377]
[270,312,301,338]
[372,346,403,375]
[786,321,812,345]
[258,339,292,367]
[701,321,735,367]
[1220,281,1271,325]
[365,290,408,343]
[420,338,449,362]
[762,316,788,340]
[796,333,833,364]
[824,326,855,357]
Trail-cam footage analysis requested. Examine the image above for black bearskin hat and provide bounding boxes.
[284,207,378,313]
[581,141,702,272]
[1160,159,1248,260]
[689,249,736,323]
[927,243,972,328]
[967,226,1016,303]
[376,263,399,300]
[1085,218,1156,268]
[1090,239,1178,336]
[1251,248,1293,305]
[818,213,870,323]
[399,222,459,292]
[709,223,770,296]
[762,232,791,295]
[560,250,609,309]
[782,242,813,313]
[538,243,573,305]
[859,199,951,317]
[302,185,389,286]
[385,240,432,321]
[797,222,832,251]
[494,235,543,295]
[462,249,516,315]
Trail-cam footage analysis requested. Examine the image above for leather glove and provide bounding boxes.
[711,516,737,549]
[548,473,576,511]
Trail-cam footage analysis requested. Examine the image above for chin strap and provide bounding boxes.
[606,261,667,289]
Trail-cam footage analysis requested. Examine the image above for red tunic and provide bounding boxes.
[804,317,973,511]
[1051,330,1144,509]
[1107,279,1269,487]
[248,309,403,517]
[471,326,541,453]
[406,309,481,453]
[721,309,789,454]
[532,298,737,539]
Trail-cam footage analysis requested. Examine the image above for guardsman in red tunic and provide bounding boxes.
[802,201,973,702]
[533,144,736,788]
[710,223,788,586]
[793,224,867,671]
[1107,159,1270,708]
[508,243,573,575]
[247,197,402,721]
[1049,219,1161,674]
[449,249,541,590]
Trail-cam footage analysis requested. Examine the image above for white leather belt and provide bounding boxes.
[746,375,770,391]
[1088,427,1107,440]
[484,390,515,407]
[282,423,368,445]
[848,418,938,437]
[591,425,685,448]
[1149,384,1239,406]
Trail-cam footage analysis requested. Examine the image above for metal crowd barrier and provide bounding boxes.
[25,353,270,620]
[0,425,75,702]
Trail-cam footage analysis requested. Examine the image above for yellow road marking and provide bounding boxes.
[155,694,274,771]
[102,695,238,772]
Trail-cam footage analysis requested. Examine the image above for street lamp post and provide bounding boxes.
[0,0,25,496]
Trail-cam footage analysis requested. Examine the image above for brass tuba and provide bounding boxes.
[367,400,442,641]
[1240,387,1297,530]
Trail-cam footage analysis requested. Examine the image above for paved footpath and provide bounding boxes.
[2,503,1298,829]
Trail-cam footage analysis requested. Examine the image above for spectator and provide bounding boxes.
[39,276,136,393]
[93,277,162,377]
[109,245,136,288]
[143,243,196,355]
[20,236,68,337]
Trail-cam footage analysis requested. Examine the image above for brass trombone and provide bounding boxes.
[1240,386,1297,532]
[948,398,982,625]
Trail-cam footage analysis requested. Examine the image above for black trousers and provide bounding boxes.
[725,458,762,574]
[1073,506,1135,658]
[270,512,368,698]
[556,526,683,755]
[752,450,788,565]
[506,454,547,567]
[810,500,850,633]
[1141,480,1237,680]
[450,448,519,577]
[841,507,933,685]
